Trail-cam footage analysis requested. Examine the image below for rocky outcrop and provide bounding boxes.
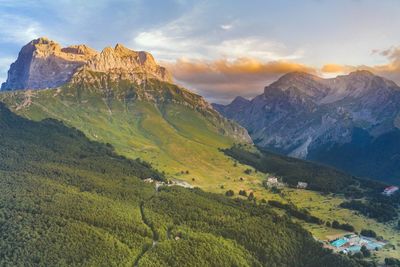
[81,44,171,83]
[1,37,98,90]
[1,38,172,90]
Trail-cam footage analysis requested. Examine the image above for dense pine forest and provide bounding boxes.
[0,103,373,266]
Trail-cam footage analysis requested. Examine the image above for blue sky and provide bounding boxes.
[1,0,400,102]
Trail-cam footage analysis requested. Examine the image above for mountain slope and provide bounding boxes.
[0,103,363,266]
[0,38,251,190]
[214,71,400,183]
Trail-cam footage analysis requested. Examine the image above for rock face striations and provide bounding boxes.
[214,71,400,182]
[1,37,98,90]
[82,43,171,83]
[1,37,171,90]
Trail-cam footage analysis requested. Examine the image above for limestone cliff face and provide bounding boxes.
[1,38,172,90]
[1,38,250,143]
[81,44,171,83]
[1,37,98,90]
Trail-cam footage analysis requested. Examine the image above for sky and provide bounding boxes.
[1,0,400,103]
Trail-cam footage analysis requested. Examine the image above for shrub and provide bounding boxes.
[225,190,234,197]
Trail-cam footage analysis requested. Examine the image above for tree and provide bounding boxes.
[239,190,247,197]
[332,220,340,229]
[360,246,371,257]
[225,190,234,197]
[248,192,255,201]
[385,257,400,266]
[360,229,376,238]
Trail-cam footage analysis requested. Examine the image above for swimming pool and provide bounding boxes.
[331,238,348,248]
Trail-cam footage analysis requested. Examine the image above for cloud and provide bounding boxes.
[166,57,316,103]
[320,47,400,84]
[220,24,233,30]
[132,3,302,62]
[0,14,42,44]
[166,44,400,104]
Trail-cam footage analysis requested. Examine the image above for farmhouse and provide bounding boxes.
[267,177,278,184]
[297,182,308,189]
[382,186,399,196]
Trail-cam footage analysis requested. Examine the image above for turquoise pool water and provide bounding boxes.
[331,238,348,247]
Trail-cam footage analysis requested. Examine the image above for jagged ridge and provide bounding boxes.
[214,70,400,182]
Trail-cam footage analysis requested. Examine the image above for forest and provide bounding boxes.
[0,103,374,266]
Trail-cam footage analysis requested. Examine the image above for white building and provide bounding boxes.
[297,182,308,189]
[267,177,278,184]
[382,186,399,196]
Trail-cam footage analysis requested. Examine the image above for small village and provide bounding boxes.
[265,176,308,189]
[324,233,387,255]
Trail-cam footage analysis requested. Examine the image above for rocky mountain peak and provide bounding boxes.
[265,71,330,99]
[1,38,172,90]
[231,96,250,105]
[347,69,374,78]
[1,38,98,90]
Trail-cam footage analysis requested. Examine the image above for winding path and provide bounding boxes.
[133,185,160,267]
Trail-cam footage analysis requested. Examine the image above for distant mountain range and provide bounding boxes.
[214,71,400,184]
[0,38,398,265]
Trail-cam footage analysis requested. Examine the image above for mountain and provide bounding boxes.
[0,39,398,265]
[1,103,364,266]
[213,71,400,183]
[0,38,250,190]
[0,37,171,90]
[1,37,97,90]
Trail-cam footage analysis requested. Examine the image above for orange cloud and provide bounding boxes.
[163,47,400,104]
[321,48,400,84]
[321,64,347,73]
[165,58,316,103]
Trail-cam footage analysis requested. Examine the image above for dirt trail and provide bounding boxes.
[133,185,159,267]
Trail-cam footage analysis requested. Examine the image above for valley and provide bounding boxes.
[0,37,399,265]
[0,102,368,266]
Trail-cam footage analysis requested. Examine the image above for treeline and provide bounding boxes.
[340,199,399,222]
[222,145,357,193]
[268,200,324,225]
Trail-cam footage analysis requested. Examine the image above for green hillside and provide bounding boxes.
[0,103,366,266]
[0,76,257,191]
